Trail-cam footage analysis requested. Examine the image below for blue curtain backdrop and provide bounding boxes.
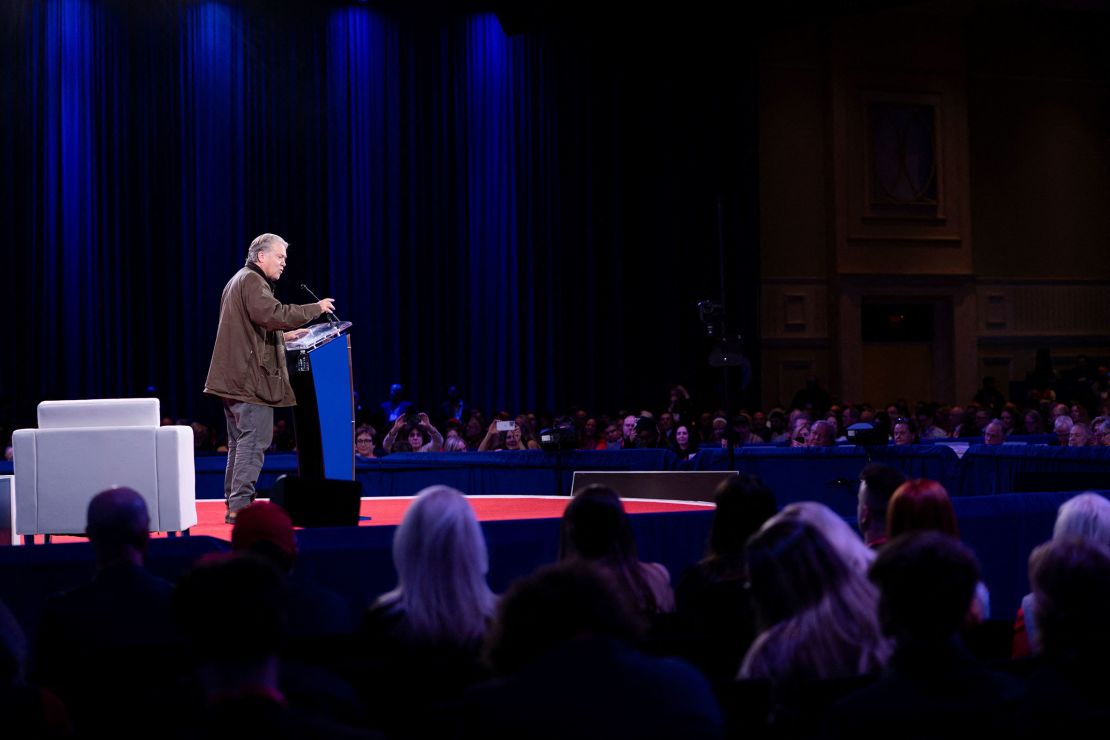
[0,0,759,434]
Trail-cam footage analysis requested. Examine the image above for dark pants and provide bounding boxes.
[222,399,274,514]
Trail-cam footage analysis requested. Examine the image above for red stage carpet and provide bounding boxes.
[49,496,713,544]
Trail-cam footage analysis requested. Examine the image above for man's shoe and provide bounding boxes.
[225,511,238,525]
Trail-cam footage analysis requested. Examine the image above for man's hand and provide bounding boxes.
[318,298,336,314]
[283,328,309,342]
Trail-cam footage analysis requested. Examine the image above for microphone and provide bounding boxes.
[301,283,339,325]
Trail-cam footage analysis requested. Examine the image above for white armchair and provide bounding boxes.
[12,399,197,536]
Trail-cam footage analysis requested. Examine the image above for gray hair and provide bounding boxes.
[775,501,876,575]
[245,233,289,266]
[375,486,496,645]
[1055,493,1110,546]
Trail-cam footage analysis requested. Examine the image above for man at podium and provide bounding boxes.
[204,233,335,524]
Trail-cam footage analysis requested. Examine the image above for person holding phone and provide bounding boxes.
[477,418,538,451]
[382,412,443,453]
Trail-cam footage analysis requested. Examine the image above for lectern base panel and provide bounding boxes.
[271,475,362,527]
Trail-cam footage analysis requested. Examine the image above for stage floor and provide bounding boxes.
[50,495,714,543]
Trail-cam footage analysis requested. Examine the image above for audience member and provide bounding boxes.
[675,475,777,686]
[379,383,412,424]
[232,502,356,639]
[891,417,918,445]
[1053,414,1074,446]
[175,553,377,739]
[577,417,600,450]
[463,414,486,450]
[1016,538,1110,734]
[465,563,724,740]
[767,409,789,443]
[354,424,376,460]
[856,463,907,549]
[806,419,836,447]
[789,416,810,447]
[622,414,638,446]
[983,419,1005,446]
[916,407,947,440]
[631,416,666,449]
[382,413,443,453]
[560,486,675,619]
[828,533,1021,739]
[33,487,177,737]
[1013,492,1110,657]
[597,422,623,450]
[887,479,990,619]
[443,435,469,452]
[439,385,465,427]
[360,486,495,738]
[1024,409,1046,435]
[740,519,890,717]
[774,502,876,576]
[670,423,697,458]
[1068,422,1091,447]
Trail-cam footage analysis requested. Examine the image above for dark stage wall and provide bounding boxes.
[0,0,761,432]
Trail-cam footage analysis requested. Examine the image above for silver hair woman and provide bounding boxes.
[740,519,890,693]
[1019,492,1110,654]
[371,485,497,645]
[773,501,876,576]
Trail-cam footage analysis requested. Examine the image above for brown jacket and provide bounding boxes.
[204,263,323,407]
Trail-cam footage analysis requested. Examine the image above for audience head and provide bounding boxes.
[174,553,288,671]
[1054,414,1074,445]
[561,485,668,614]
[633,416,660,448]
[983,419,1005,446]
[776,501,875,575]
[560,485,636,563]
[603,423,622,445]
[388,485,495,644]
[746,519,847,629]
[622,415,638,443]
[1029,538,1110,660]
[1054,493,1110,546]
[887,479,959,539]
[86,487,150,566]
[443,435,468,452]
[1068,422,1091,447]
[672,423,694,452]
[891,417,918,446]
[231,501,297,572]
[707,474,776,560]
[485,562,641,676]
[870,532,981,644]
[403,423,430,451]
[1024,409,1045,434]
[355,424,376,457]
[806,420,836,447]
[857,463,907,545]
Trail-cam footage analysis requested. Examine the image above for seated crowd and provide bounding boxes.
[4,467,1110,738]
[128,361,1110,463]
